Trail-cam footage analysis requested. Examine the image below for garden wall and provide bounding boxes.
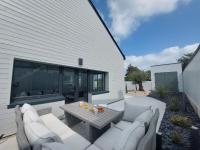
[183,45,200,118]
[126,81,152,91]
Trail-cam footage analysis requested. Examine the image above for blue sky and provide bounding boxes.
[91,0,200,69]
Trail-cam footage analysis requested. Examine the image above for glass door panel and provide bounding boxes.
[63,68,75,103]
[77,70,88,101]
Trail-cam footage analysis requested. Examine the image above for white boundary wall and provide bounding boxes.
[126,81,152,91]
[183,47,200,118]
[151,63,183,92]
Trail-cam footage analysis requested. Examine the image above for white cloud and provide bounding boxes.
[107,0,191,40]
[125,43,199,70]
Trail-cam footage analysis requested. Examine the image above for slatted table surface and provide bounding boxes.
[60,102,122,129]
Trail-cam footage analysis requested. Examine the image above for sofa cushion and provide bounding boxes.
[24,122,62,145]
[114,121,132,131]
[135,109,154,127]
[41,142,71,150]
[114,121,145,150]
[40,114,90,150]
[23,109,43,124]
[21,103,37,114]
[137,109,159,150]
[94,126,122,150]
[86,145,102,150]
[123,102,151,122]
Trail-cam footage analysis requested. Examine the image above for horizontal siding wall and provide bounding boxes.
[0,0,125,135]
[183,50,200,118]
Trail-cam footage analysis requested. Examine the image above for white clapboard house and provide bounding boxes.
[0,0,125,136]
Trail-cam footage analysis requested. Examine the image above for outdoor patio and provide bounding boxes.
[0,94,166,150]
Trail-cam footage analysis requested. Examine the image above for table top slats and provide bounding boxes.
[60,102,122,129]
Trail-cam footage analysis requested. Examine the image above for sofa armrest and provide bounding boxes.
[112,111,124,124]
[37,107,52,116]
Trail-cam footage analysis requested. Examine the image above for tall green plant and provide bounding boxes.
[156,86,167,99]
[169,97,180,111]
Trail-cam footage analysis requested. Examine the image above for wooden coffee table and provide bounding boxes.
[60,102,122,142]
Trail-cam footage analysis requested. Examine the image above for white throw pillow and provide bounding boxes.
[113,121,145,150]
[23,109,43,124]
[21,103,37,114]
[135,109,154,127]
[123,101,151,122]
[24,122,62,146]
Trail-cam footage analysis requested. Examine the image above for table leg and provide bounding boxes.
[88,124,110,143]
[64,112,81,127]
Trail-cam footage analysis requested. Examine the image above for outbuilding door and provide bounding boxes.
[155,72,178,92]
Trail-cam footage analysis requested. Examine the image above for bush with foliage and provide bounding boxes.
[170,115,192,128]
[156,86,167,99]
[169,97,180,112]
[170,131,182,144]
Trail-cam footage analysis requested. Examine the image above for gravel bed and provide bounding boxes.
[149,92,200,150]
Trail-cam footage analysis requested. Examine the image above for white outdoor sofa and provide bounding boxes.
[15,102,159,150]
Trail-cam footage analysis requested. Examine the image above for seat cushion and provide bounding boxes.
[94,127,122,150]
[123,102,151,122]
[86,145,102,150]
[40,114,74,140]
[24,122,63,149]
[62,133,91,150]
[41,142,72,150]
[114,121,132,131]
[40,114,90,150]
[113,121,145,150]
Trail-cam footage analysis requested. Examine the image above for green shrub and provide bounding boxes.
[169,97,180,112]
[170,131,182,144]
[170,115,192,128]
[156,86,167,98]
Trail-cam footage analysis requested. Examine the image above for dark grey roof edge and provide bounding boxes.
[183,43,200,70]
[151,62,182,67]
[88,0,126,60]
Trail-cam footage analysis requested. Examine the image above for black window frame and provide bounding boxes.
[9,59,63,108]
[89,71,107,94]
[9,59,109,108]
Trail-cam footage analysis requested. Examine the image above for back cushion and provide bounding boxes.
[23,110,43,124]
[114,121,145,150]
[123,102,151,122]
[21,103,37,114]
[135,109,154,127]
[24,122,63,147]
[22,103,43,124]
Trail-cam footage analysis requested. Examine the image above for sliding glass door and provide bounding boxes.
[63,68,76,103]
[62,69,88,103]
[77,70,88,101]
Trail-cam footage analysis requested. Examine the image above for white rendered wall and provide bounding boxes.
[0,0,125,135]
[151,63,183,92]
[126,81,152,91]
[183,49,200,118]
